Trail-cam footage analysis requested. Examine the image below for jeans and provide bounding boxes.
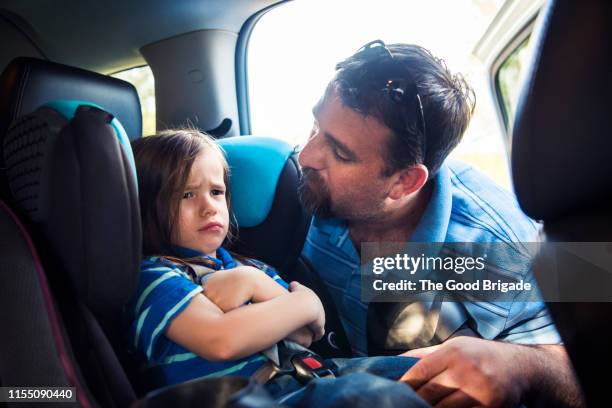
[261,356,429,408]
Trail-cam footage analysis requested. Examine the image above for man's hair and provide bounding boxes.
[131,129,235,257]
[332,43,475,177]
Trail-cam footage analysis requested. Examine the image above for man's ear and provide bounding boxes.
[388,164,429,200]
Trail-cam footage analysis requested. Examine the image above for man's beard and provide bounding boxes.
[298,168,334,218]
[299,168,388,222]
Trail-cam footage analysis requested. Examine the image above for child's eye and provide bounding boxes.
[211,189,225,196]
[182,191,195,199]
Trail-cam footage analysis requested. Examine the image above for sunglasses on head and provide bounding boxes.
[354,40,428,160]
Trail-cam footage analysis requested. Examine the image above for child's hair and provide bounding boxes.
[131,128,236,257]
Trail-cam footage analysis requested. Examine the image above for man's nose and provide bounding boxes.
[298,132,324,170]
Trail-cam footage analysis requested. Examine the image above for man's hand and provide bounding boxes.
[400,337,584,408]
[289,281,325,342]
[399,337,528,408]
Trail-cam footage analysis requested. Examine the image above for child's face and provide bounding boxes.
[174,148,230,257]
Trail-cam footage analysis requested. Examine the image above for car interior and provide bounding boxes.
[0,0,610,407]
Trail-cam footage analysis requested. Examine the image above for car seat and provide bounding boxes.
[0,83,142,408]
[511,0,612,405]
[0,57,144,408]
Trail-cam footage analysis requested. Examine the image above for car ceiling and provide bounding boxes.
[0,0,283,74]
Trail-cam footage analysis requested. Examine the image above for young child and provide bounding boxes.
[128,129,425,407]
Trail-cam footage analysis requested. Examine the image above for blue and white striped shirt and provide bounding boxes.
[127,247,288,387]
[302,161,561,356]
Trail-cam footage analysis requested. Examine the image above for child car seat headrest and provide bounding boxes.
[218,136,310,274]
[2,100,141,317]
[0,57,142,140]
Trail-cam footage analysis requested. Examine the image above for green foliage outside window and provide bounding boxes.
[496,39,530,129]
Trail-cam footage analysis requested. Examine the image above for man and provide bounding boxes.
[298,41,583,407]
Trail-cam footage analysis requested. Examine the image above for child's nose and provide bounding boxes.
[199,197,217,217]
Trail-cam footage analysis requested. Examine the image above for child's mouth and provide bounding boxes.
[199,223,223,232]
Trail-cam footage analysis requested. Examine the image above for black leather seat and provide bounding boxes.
[511,1,612,405]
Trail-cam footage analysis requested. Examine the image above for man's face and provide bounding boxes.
[298,90,395,222]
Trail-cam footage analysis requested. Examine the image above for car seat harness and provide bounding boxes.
[253,340,336,385]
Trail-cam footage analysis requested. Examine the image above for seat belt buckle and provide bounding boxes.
[289,351,335,384]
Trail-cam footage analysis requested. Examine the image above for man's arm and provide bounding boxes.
[522,344,584,408]
[399,337,584,408]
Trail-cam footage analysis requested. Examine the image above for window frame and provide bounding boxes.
[489,19,535,144]
[235,1,290,136]
[110,64,156,136]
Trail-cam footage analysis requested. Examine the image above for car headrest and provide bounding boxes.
[219,136,311,274]
[0,57,142,141]
[2,100,141,317]
[511,1,612,221]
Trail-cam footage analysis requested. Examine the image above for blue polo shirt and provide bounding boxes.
[302,160,561,356]
[127,247,288,387]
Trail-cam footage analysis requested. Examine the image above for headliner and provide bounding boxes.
[0,0,283,73]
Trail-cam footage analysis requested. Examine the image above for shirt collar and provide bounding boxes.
[171,245,237,270]
[410,163,453,242]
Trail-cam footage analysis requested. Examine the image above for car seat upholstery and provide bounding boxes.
[2,101,141,407]
[0,57,141,140]
[4,100,140,316]
[219,136,309,273]
[0,199,97,407]
[0,57,142,204]
[0,57,143,407]
[511,1,612,405]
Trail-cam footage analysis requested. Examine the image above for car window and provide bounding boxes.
[495,38,530,130]
[111,65,156,136]
[247,0,512,188]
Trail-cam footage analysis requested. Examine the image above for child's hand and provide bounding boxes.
[202,268,257,312]
[286,326,314,348]
[203,266,286,312]
[289,281,325,342]
[241,265,289,302]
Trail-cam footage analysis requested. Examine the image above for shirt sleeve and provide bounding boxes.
[497,267,562,344]
[498,301,562,344]
[463,242,562,345]
[129,264,203,362]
